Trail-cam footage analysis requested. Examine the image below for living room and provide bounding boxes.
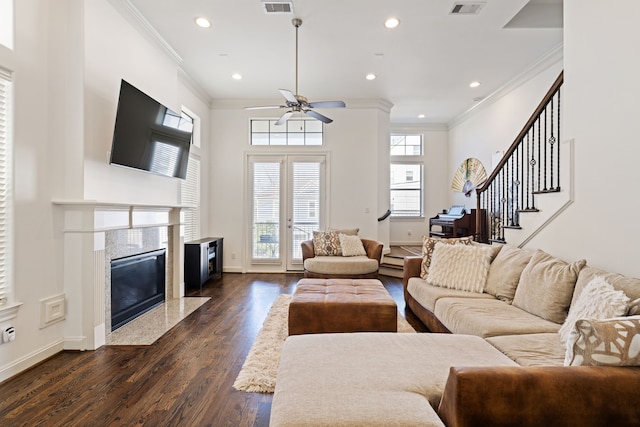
[0,0,639,424]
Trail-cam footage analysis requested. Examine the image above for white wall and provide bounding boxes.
[389,125,450,245]
[527,1,640,277]
[209,101,391,272]
[0,0,211,382]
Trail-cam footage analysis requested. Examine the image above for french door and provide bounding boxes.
[248,154,326,271]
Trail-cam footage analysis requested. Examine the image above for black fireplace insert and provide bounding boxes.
[111,248,166,331]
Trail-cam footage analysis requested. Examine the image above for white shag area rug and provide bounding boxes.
[233,294,415,393]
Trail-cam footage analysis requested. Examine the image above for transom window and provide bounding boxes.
[390,134,424,218]
[250,118,323,146]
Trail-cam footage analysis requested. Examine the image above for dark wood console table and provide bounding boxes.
[184,237,223,291]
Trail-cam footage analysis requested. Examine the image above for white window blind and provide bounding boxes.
[290,162,320,260]
[181,156,200,243]
[252,161,281,260]
[0,69,12,306]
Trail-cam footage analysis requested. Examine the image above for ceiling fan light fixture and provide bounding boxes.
[194,17,211,28]
[384,17,400,29]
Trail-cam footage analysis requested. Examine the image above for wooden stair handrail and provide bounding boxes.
[475,71,564,241]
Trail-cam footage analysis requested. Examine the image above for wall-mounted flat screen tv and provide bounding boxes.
[110,80,192,179]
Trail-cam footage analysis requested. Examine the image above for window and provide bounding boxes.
[250,118,323,146]
[0,68,12,306]
[180,110,200,244]
[390,134,424,218]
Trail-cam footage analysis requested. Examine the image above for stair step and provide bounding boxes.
[533,187,561,194]
[503,225,522,230]
[517,208,540,213]
[380,262,403,270]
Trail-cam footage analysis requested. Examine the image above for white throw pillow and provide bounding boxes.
[426,243,494,293]
[339,234,367,257]
[559,275,630,344]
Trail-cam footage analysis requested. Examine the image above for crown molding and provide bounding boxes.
[178,68,212,106]
[108,0,182,65]
[391,123,449,132]
[448,42,563,129]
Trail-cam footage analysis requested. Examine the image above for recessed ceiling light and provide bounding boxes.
[469,81,481,88]
[384,17,400,29]
[366,73,376,81]
[231,73,242,80]
[418,114,425,119]
[195,17,211,28]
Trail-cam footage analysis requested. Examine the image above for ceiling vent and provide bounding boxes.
[261,1,293,14]
[450,2,485,15]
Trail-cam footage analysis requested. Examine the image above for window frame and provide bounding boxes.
[390,134,425,219]
[250,118,323,146]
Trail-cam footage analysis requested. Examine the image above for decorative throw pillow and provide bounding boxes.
[565,315,640,366]
[558,276,630,344]
[425,243,494,293]
[484,245,533,304]
[512,250,586,324]
[339,234,366,257]
[420,236,473,279]
[329,227,359,236]
[312,231,341,256]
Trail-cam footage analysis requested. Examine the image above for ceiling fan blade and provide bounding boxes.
[244,105,285,110]
[304,109,333,124]
[275,111,294,126]
[308,100,346,109]
[279,89,299,104]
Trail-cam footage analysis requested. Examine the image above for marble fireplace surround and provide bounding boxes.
[54,201,185,351]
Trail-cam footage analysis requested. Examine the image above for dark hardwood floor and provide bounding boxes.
[0,273,425,426]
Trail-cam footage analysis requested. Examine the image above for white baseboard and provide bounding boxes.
[0,339,65,383]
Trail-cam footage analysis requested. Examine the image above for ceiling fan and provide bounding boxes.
[245,18,345,125]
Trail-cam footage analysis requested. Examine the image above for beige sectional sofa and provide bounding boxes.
[270,240,640,426]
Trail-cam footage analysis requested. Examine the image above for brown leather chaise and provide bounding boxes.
[301,238,383,279]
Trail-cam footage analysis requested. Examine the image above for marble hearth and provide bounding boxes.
[54,201,185,350]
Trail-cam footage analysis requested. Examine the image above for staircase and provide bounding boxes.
[476,72,567,246]
[379,246,422,278]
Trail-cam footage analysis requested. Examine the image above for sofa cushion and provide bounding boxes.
[484,245,533,303]
[565,316,640,366]
[486,333,566,366]
[420,236,473,279]
[270,333,517,427]
[303,255,379,276]
[338,234,366,257]
[434,297,561,338]
[559,275,630,344]
[312,230,341,256]
[572,266,640,316]
[426,243,494,293]
[407,277,495,312]
[512,250,586,324]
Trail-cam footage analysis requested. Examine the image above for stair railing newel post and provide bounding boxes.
[474,71,563,245]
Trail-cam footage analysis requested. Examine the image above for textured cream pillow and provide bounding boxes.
[512,250,586,324]
[565,316,640,366]
[420,236,473,279]
[484,245,533,304]
[312,231,341,256]
[339,234,366,257]
[559,276,630,344]
[426,243,494,293]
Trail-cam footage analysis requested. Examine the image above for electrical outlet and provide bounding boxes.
[231,253,236,259]
[2,326,15,343]
[408,230,412,236]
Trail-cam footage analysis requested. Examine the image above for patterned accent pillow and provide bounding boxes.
[312,231,341,256]
[565,316,640,366]
[338,234,367,257]
[426,243,494,293]
[420,236,473,279]
[559,276,630,344]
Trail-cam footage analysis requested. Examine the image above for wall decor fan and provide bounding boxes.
[451,158,487,197]
[245,18,345,125]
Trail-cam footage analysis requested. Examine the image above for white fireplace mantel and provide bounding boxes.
[53,200,187,351]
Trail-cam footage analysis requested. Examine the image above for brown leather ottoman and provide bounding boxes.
[288,278,397,335]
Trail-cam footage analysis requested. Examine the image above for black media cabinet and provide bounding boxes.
[184,237,223,291]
